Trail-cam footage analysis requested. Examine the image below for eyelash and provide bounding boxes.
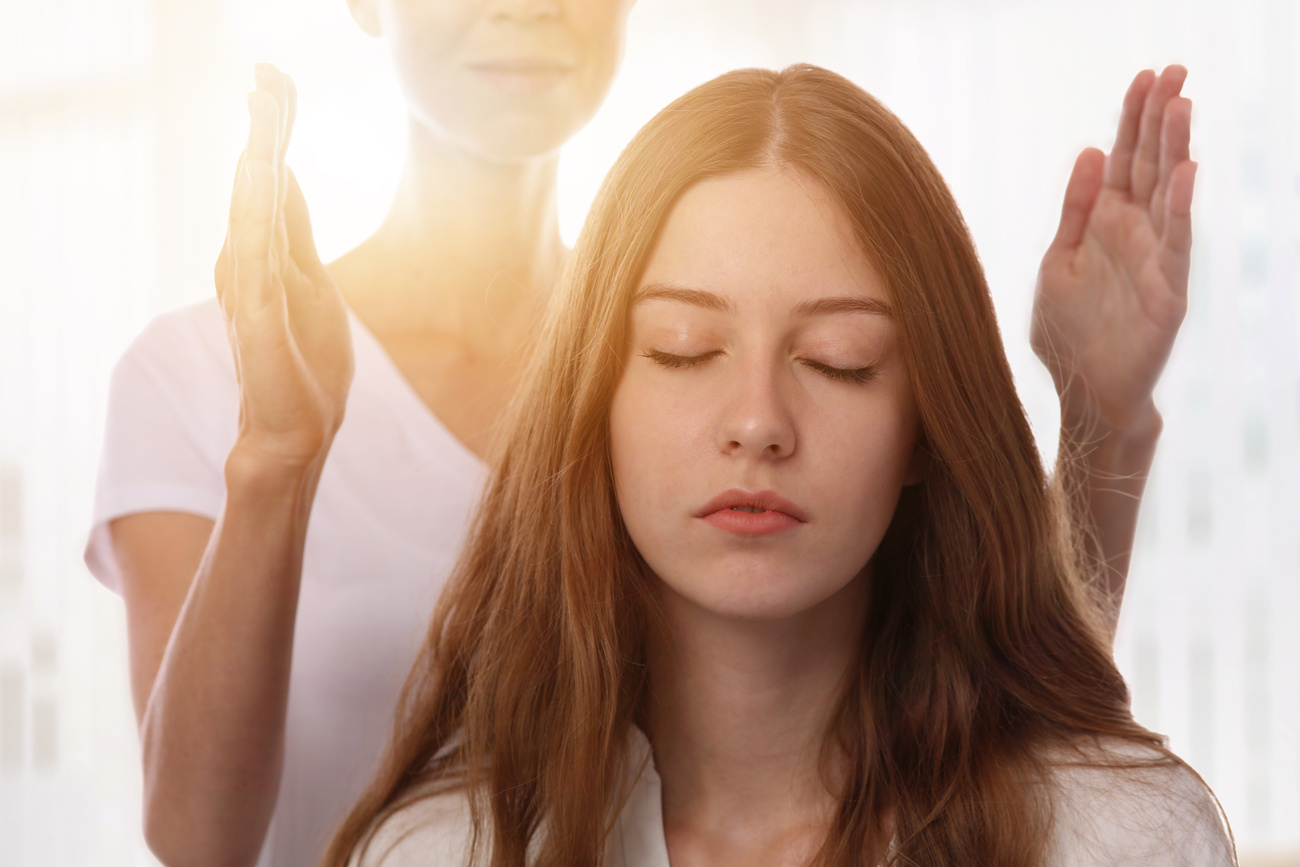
[642,350,878,384]
[805,361,880,384]
[642,349,719,369]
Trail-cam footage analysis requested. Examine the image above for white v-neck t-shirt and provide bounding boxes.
[352,731,1235,867]
[85,299,487,867]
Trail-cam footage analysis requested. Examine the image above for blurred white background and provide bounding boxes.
[0,0,1296,864]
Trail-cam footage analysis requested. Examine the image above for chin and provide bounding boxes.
[659,566,862,625]
[413,84,601,164]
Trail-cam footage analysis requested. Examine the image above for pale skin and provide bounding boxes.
[117,0,630,862]
[108,36,1194,867]
[611,168,920,865]
[609,150,1191,863]
[1033,66,1195,616]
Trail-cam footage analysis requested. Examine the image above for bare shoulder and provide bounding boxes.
[348,787,476,867]
[1040,736,1235,866]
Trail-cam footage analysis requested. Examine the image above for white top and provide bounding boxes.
[85,299,486,867]
[352,731,1234,867]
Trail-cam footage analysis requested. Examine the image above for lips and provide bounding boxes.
[696,489,809,535]
[465,57,575,95]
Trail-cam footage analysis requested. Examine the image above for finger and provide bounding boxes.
[215,233,233,316]
[1149,96,1192,233]
[1131,65,1188,204]
[232,92,282,318]
[1050,148,1106,251]
[254,64,288,159]
[1159,160,1197,296]
[253,64,285,151]
[217,150,252,317]
[233,160,279,317]
[220,98,268,321]
[1157,96,1192,186]
[1104,68,1156,191]
[245,85,280,173]
[282,73,298,167]
[279,74,298,239]
[253,65,291,254]
[254,64,294,202]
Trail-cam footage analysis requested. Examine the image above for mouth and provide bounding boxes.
[466,57,575,93]
[696,489,809,535]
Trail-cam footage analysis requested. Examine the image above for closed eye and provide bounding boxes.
[643,350,878,385]
[643,349,722,369]
[804,360,879,384]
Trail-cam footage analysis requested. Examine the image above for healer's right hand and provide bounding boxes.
[215,63,354,472]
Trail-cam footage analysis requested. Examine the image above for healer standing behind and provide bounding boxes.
[85,3,1196,867]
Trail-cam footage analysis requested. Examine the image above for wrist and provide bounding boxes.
[1060,399,1163,475]
[224,437,330,498]
[1058,381,1163,439]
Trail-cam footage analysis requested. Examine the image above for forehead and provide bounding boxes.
[637,167,886,310]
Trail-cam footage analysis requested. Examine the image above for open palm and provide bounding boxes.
[1033,66,1196,435]
[215,64,354,469]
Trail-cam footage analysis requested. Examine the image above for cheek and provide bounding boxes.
[382,0,465,59]
[811,395,919,541]
[610,377,670,511]
[608,373,708,531]
[382,7,465,119]
[840,410,916,488]
[609,386,654,551]
[570,0,632,47]
[608,383,640,505]
[568,3,629,117]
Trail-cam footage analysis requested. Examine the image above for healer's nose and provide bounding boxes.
[717,366,796,459]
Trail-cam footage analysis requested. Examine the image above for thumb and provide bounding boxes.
[1051,148,1106,251]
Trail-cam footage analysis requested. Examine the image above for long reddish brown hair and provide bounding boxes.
[325,65,1176,866]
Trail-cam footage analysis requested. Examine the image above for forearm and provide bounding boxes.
[139,447,325,867]
[1057,399,1162,640]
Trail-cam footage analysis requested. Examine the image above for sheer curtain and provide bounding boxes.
[0,1,1295,864]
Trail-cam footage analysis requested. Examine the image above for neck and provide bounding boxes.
[646,576,869,862]
[336,119,565,350]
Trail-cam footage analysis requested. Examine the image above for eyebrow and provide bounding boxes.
[633,282,893,319]
[791,296,893,319]
[633,283,734,312]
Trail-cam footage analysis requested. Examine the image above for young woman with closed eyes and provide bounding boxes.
[85,2,1196,865]
[328,64,1226,867]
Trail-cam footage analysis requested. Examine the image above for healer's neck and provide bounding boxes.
[348,120,565,342]
[646,580,868,838]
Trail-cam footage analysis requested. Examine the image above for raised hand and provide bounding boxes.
[1032,65,1196,436]
[215,63,354,470]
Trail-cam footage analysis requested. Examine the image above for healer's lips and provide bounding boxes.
[466,57,575,93]
[696,489,809,535]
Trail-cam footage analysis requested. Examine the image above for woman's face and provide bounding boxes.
[353,0,633,160]
[609,168,924,622]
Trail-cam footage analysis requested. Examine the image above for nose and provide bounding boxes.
[717,359,797,460]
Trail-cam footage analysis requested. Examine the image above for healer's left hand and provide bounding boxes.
[1033,65,1196,437]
